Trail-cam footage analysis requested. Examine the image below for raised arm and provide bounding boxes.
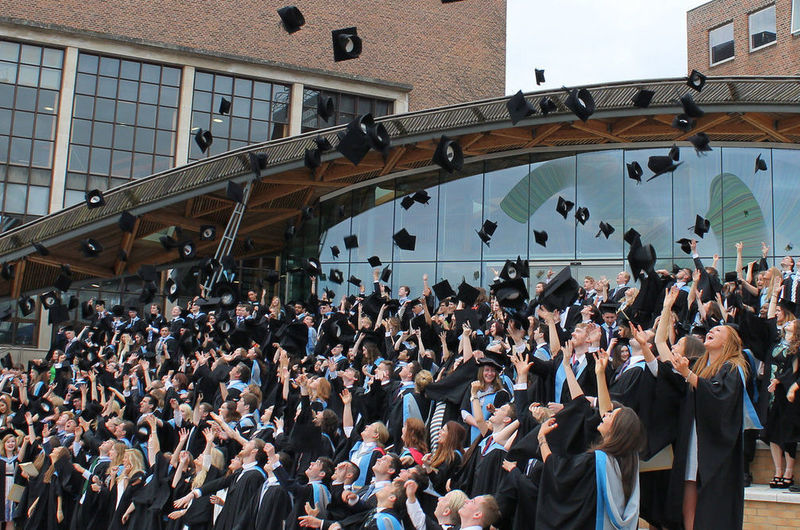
[461,323,474,364]
[594,350,612,416]
[768,274,782,319]
[469,381,489,437]
[655,287,678,363]
[561,340,584,400]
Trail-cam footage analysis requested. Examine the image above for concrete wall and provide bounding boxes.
[687,0,800,75]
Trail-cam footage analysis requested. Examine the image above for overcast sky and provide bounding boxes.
[505,0,709,94]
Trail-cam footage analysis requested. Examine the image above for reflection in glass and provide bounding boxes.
[576,150,623,259]
[393,173,439,262]
[624,148,673,258]
[438,170,483,261]
[484,158,532,260]
[527,156,576,260]
[720,147,772,258]
[672,148,722,257]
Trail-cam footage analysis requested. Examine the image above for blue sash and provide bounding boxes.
[737,366,763,431]
[375,511,403,530]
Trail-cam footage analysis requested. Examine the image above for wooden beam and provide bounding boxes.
[257,177,348,188]
[114,216,140,276]
[523,124,561,147]
[27,255,113,278]
[570,121,627,143]
[739,113,791,143]
[379,146,407,176]
[10,260,25,299]
[462,133,487,150]
[183,198,194,218]
[777,115,800,133]
[611,116,646,136]
[143,211,223,232]
[239,210,301,235]
[489,128,534,141]
[673,114,734,140]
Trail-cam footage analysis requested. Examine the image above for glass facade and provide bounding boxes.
[0,40,63,221]
[302,146,798,299]
[189,71,290,161]
[301,87,393,133]
[65,53,182,207]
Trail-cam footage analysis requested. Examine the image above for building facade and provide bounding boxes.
[0,2,506,349]
[687,0,800,74]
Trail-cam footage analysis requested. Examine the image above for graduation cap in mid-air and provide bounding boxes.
[227,181,244,204]
[631,88,655,108]
[540,97,557,115]
[332,27,362,62]
[575,207,590,225]
[330,245,340,259]
[85,189,105,209]
[492,277,529,310]
[393,229,416,251]
[539,267,579,311]
[755,153,768,173]
[456,280,481,307]
[432,135,464,173]
[533,230,548,247]
[118,211,137,233]
[688,132,712,153]
[626,161,643,184]
[647,156,682,181]
[367,256,382,268]
[668,144,680,162]
[80,238,103,258]
[317,94,334,122]
[556,196,575,218]
[687,69,707,92]
[32,242,49,256]
[432,279,457,301]
[676,238,693,254]
[18,296,35,316]
[563,87,596,122]
[671,114,695,132]
[343,234,359,250]
[506,90,535,125]
[692,215,710,238]
[218,96,231,115]
[194,129,213,153]
[476,219,497,246]
[304,148,322,170]
[680,93,704,118]
[329,269,344,284]
[534,68,545,85]
[596,221,615,239]
[278,5,306,33]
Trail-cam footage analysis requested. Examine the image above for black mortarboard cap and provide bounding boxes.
[304,148,321,170]
[778,298,797,317]
[80,238,103,258]
[627,243,657,280]
[626,161,642,184]
[330,269,344,284]
[347,275,361,287]
[54,269,72,292]
[0,353,11,369]
[111,304,124,317]
[194,129,213,153]
[199,225,216,241]
[137,264,157,283]
[492,278,529,310]
[0,262,12,281]
[453,308,481,330]
[412,190,431,205]
[599,301,619,315]
[596,221,614,239]
[336,117,372,165]
[671,114,695,132]
[118,211,136,233]
[393,229,416,251]
[301,257,321,277]
[315,135,334,152]
[178,240,196,260]
[680,93,704,118]
[631,88,655,108]
[687,69,707,92]
[432,135,464,173]
[367,121,391,156]
[556,196,574,218]
[211,281,239,309]
[693,214,710,238]
[85,189,105,209]
[506,90,535,125]
[367,256,382,267]
[249,152,268,178]
[432,279,457,301]
[676,238,692,254]
[500,259,525,281]
[669,144,680,162]
[278,5,305,33]
[540,97,557,115]
[563,87,596,121]
[534,68,545,85]
[478,351,507,370]
[32,242,48,256]
[380,266,391,283]
[623,228,641,246]
[227,181,244,203]
[533,229,548,247]
[456,280,480,306]
[724,271,738,283]
[48,303,69,325]
[688,132,712,153]
[343,234,359,249]
[755,153,768,173]
[400,195,415,210]
[218,96,231,115]
[646,156,682,181]
[332,27,362,61]
[539,267,579,311]
[330,245,340,259]
[317,94,334,122]
[575,207,590,225]
[18,296,34,316]
[476,219,497,246]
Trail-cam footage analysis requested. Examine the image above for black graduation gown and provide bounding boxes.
[495,462,543,530]
[666,362,744,530]
[764,351,800,446]
[25,461,79,530]
[251,480,293,530]
[531,352,598,405]
[180,466,223,530]
[69,458,111,530]
[108,471,146,530]
[535,452,596,530]
[127,453,172,530]
[198,466,265,530]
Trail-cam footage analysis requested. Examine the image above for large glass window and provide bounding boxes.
[438,167,483,261]
[0,40,63,221]
[793,0,800,34]
[301,88,393,132]
[482,157,530,261]
[623,148,673,259]
[773,149,800,255]
[527,155,577,260]
[576,150,623,259]
[65,53,181,206]
[672,148,723,259]
[709,22,735,65]
[189,71,289,161]
[749,5,777,50]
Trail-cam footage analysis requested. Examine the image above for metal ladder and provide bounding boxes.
[202,181,252,293]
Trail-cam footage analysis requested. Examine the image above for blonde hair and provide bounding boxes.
[415,370,433,393]
[0,434,18,458]
[694,326,748,380]
[373,422,389,446]
[122,449,145,479]
[192,448,225,488]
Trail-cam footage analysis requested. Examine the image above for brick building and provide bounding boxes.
[687,0,800,74]
[0,1,505,348]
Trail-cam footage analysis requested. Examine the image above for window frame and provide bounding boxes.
[749,4,777,52]
[708,21,735,66]
[792,0,800,34]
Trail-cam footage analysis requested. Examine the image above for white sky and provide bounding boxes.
[505,0,710,94]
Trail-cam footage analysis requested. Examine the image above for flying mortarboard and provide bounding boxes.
[668,144,680,162]
[506,90,535,125]
[18,296,35,316]
[540,97,557,115]
[626,161,642,184]
[194,129,213,153]
[304,148,322,170]
[680,93,704,118]
[315,136,334,152]
[539,267,579,311]
[32,242,49,256]
[456,280,481,306]
[85,189,105,209]
[499,259,525,281]
[533,230,548,247]
[40,290,59,309]
[686,70,707,92]
[218,96,231,115]
[676,238,692,254]
[226,181,244,203]
[631,88,655,108]
[476,219,497,246]
[118,211,137,233]
[432,135,464,173]
[596,221,614,239]
[80,238,103,258]
[347,275,361,287]
[534,68,545,85]
[687,132,712,153]
[627,243,657,280]
[556,196,575,219]
[646,156,682,181]
[432,279,457,301]
[332,27,362,62]
[54,268,72,292]
[336,115,372,165]
[380,266,391,283]
[329,269,344,284]
[278,5,305,33]
[393,228,416,251]
[317,94,334,122]
[330,245,340,259]
[692,215,710,238]
[755,153,768,173]
[623,228,641,246]
[492,277,529,310]
[248,152,268,178]
[301,257,321,277]
[199,225,217,241]
[563,87,596,122]
[575,207,590,225]
[671,114,695,132]
[412,190,431,205]
[400,195,415,210]
[367,256,382,267]
[343,234,359,249]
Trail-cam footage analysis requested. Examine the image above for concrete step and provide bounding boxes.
[744,484,800,529]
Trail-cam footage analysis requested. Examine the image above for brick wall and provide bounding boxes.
[744,500,800,529]
[0,0,506,111]
[687,0,800,75]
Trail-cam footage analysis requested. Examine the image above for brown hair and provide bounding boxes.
[788,319,800,357]
[681,335,706,361]
[430,421,466,469]
[43,446,70,484]
[402,418,428,454]
[592,406,646,502]
[477,365,502,393]
[693,325,748,379]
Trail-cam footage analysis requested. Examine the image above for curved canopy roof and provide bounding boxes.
[3,75,800,299]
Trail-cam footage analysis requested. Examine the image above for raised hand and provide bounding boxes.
[593,349,609,375]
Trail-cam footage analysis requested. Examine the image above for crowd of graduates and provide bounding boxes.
[0,235,796,530]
